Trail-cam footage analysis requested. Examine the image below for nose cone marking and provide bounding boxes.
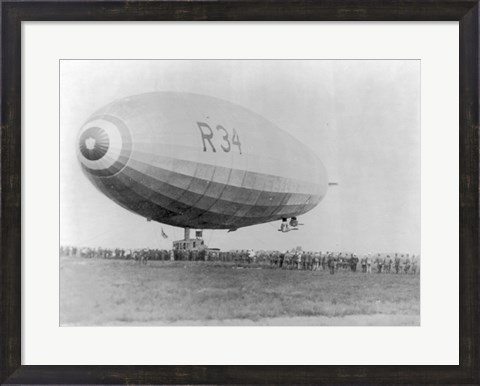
[79,126,110,161]
[77,115,132,177]
[85,138,96,150]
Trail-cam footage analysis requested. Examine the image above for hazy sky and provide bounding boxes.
[60,60,420,254]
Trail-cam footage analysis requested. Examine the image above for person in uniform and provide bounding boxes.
[312,252,320,271]
[394,253,401,274]
[351,253,358,272]
[366,253,372,273]
[296,251,303,270]
[327,252,335,274]
[404,254,411,274]
[385,255,392,273]
[306,252,312,270]
[277,252,282,268]
[411,254,417,274]
[375,253,383,273]
[283,251,291,269]
[336,253,342,271]
[248,249,256,264]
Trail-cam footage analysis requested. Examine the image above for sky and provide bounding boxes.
[60,60,420,254]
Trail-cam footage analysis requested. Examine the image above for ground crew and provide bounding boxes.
[361,256,367,272]
[395,254,401,273]
[351,254,358,272]
[312,253,320,271]
[376,254,383,273]
[296,252,302,270]
[411,255,417,274]
[284,251,292,269]
[385,255,392,273]
[327,252,335,274]
[404,254,411,274]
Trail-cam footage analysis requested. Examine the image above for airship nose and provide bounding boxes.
[76,116,132,177]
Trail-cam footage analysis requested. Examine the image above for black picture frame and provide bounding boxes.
[1,1,478,384]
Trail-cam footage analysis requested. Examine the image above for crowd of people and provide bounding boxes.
[60,245,172,261]
[60,245,420,274]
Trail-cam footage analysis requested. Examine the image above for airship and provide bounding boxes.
[76,92,329,237]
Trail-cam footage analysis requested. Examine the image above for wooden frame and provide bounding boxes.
[1,1,478,383]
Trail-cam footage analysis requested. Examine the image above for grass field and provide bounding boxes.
[60,256,420,326]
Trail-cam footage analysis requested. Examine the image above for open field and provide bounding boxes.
[60,256,420,326]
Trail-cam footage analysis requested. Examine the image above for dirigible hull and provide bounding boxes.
[77,92,328,229]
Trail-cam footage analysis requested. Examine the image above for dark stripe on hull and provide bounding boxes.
[125,158,321,209]
[85,166,323,229]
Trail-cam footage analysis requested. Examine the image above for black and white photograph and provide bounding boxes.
[60,59,420,326]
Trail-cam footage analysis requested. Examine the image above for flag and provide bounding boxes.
[161,228,168,239]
